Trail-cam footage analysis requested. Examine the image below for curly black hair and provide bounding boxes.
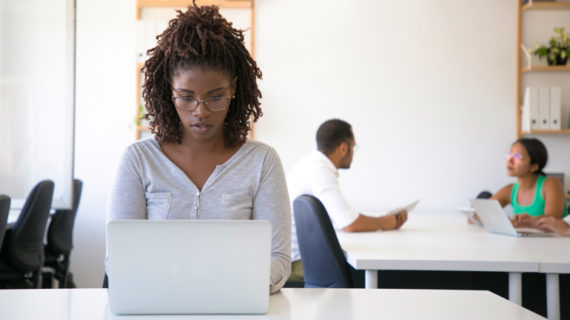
[142,1,262,147]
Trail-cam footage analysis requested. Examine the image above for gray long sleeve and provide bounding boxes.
[107,138,291,293]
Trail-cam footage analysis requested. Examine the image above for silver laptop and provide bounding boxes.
[470,199,555,237]
[106,220,271,315]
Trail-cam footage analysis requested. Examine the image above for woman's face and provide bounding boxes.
[506,142,538,177]
[171,66,236,145]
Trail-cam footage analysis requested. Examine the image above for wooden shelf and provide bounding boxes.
[521,129,570,135]
[522,65,570,73]
[135,125,151,140]
[137,0,253,19]
[137,0,252,9]
[522,2,570,11]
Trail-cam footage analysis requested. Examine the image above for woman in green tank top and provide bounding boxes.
[489,138,568,230]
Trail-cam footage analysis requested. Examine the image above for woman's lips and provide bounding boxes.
[191,122,212,133]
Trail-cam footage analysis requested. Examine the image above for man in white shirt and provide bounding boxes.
[287,119,408,283]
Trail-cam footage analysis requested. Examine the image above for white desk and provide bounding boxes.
[0,288,544,319]
[337,211,570,320]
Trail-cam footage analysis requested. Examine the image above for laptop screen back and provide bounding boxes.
[107,219,271,315]
[470,199,519,237]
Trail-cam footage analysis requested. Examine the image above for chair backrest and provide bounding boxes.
[46,179,83,255]
[293,194,352,288]
[0,195,11,249]
[6,180,54,271]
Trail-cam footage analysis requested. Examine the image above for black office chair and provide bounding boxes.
[476,190,493,199]
[42,179,82,288]
[293,194,353,288]
[0,180,54,289]
[0,196,11,250]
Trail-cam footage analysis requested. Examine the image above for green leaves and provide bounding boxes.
[532,27,570,66]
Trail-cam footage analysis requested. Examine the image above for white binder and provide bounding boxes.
[538,87,550,130]
[549,87,561,130]
[522,87,539,131]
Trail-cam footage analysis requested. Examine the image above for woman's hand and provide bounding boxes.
[511,213,536,228]
[467,213,483,227]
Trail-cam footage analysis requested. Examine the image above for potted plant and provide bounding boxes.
[533,27,570,66]
[136,104,146,126]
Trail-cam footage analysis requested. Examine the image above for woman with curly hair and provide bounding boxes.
[107,2,291,293]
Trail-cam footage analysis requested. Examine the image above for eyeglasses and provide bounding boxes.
[172,92,232,112]
[506,152,524,161]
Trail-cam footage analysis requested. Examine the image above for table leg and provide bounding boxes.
[508,272,522,304]
[364,270,378,289]
[546,273,559,320]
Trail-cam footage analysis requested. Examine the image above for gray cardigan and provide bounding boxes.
[106,137,291,293]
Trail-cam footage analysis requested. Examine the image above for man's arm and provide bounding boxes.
[309,161,407,233]
[342,211,408,232]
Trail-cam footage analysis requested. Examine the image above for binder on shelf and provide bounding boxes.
[522,86,539,131]
[549,87,561,130]
[538,87,550,130]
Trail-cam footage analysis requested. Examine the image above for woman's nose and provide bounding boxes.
[192,100,210,117]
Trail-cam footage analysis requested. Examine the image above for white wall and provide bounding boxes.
[73,0,136,287]
[0,0,74,209]
[70,0,570,287]
[255,0,568,213]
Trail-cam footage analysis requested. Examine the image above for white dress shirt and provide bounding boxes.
[287,151,359,262]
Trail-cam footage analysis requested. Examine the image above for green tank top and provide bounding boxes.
[511,175,568,217]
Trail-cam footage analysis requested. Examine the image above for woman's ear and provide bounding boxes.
[530,163,540,174]
[231,76,238,95]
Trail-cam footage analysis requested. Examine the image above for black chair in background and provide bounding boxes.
[0,196,11,250]
[476,190,493,199]
[293,194,353,288]
[0,180,54,289]
[42,179,82,288]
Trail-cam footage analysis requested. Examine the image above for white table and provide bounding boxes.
[0,288,544,319]
[337,211,570,320]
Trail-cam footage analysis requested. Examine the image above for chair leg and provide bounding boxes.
[35,268,43,289]
[60,262,70,288]
[41,271,53,288]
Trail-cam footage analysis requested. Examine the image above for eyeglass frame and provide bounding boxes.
[171,87,233,112]
[506,151,524,161]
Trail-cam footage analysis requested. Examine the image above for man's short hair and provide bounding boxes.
[316,119,353,155]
